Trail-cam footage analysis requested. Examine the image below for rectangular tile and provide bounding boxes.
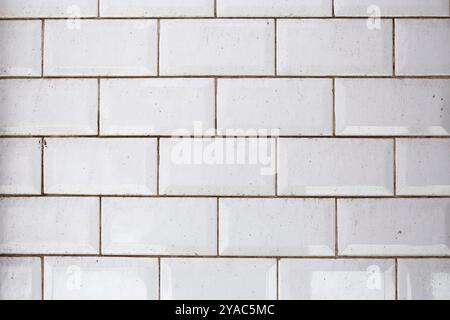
[0,0,98,18]
[102,197,217,255]
[338,199,450,256]
[44,20,158,76]
[100,79,215,136]
[396,19,450,76]
[44,138,157,195]
[160,258,277,300]
[160,19,275,76]
[396,139,450,196]
[0,197,99,254]
[334,0,450,17]
[0,79,98,135]
[217,0,332,17]
[217,79,333,136]
[219,198,335,256]
[279,259,396,300]
[398,259,450,300]
[278,138,394,196]
[277,19,392,76]
[0,21,41,76]
[335,79,450,136]
[159,138,276,195]
[0,138,41,195]
[44,257,158,300]
[0,257,41,300]
[100,0,214,17]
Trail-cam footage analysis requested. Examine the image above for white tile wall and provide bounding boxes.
[0,0,449,301]
[160,258,277,300]
[44,257,158,300]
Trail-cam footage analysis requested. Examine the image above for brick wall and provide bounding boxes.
[0,0,449,300]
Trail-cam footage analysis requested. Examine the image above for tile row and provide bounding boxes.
[1,19,449,76]
[0,197,449,256]
[1,257,449,300]
[1,138,449,196]
[0,0,449,18]
[0,78,449,136]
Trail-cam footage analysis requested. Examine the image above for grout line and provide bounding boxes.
[40,19,45,77]
[332,78,336,135]
[332,0,335,17]
[335,198,339,256]
[97,78,101,135]
[214,78,218,133]
[214,0,217,17]
[276,258,280,300]
[3,135,450,139]
[395,258,399,300]
[393,138,397,196]
[274,19,277,75]
[157,19,160,76]
[40,256,44,300]
[392,18,396,76]
[156,138,160,195]
[158,257,161,300]
[216,197,220,256]
[97,0,100,17]
[0,16,450,20]
[40,138,45,195]
[99,197,102,255]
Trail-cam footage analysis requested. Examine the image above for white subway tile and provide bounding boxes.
[338,199,450,256]
[100,0,214,17]
[159,138,276,195]
[335,0,450,17]
[100,79,215,136]
[278,138,394,196]
[102,197,217,255]
[0,197,99,254]
[0,79,98,135]
[217,79,333,136]
[335,79,450,136]
[398,259,450,300]
[217,0,332,17]
[279,259,396,300]
[0,138,41,195]
[0,21,41,76]
[44,257,158,300]
[219,198,335,256]
[44,138,157,195]
[160,19,275,76]
[44,20,158,76]
[0,258,41,300]
[396,19,450,76]
[160,258,277,300]
[277,19,393,76]
[396,139,450,196]
[0,0,98,18]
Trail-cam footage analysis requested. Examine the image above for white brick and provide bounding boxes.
[396,139,450,196]
[217,0,332,17]
[0,21,41,76]
[0,0,98,18]
[102,198,217,255]
[217,79,333,136]
[0,79,98,135]
[44,257,158,300]
[44,20,158,76]
[335,79,450,136]
[160,19,275,76]
[278,139,394,196]
[398,259,450,300]
[219,198,335,256]
[100,0,214,17]
[0,258,41,300]
[277,19,393,76]
[0,138,41,195]
[0,197,99,254]
[160,258,277,300]
[396,19,450,76]
[159,138,276,195]
[279,259,396,300]
[338,199,450,256]
[44,138,157,195]
[100,79,215,136]
[335,0,450,17]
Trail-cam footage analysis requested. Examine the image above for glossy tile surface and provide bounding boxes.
[0,257,41,300]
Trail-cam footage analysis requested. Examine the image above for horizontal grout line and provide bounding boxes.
[0,16,449,20]
[1,76,450,79]
[1,194,449,199]
[1,135,450,139]
[1,254,449,259]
